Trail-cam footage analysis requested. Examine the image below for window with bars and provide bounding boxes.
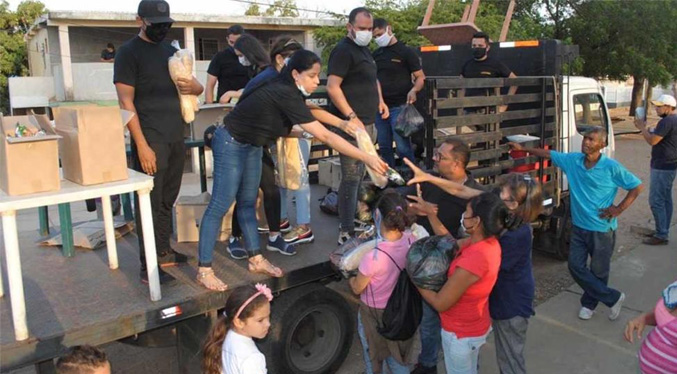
[198,38,219,60]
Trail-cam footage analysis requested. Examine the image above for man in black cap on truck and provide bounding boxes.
[114,0,204,283]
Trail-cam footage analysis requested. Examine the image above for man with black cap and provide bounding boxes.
[114,0,203,283]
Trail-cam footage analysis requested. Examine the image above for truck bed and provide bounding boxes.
[0,185,342,371]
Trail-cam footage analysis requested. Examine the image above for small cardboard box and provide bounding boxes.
[318,157,341,191]
[0,114,61,196]
[174,192,234,242]
[53,107,133,185]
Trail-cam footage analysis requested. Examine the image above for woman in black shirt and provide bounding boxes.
[197,50,388,290]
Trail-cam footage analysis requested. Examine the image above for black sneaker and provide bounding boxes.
[411,363,437,374]
[158,250,189,268]
[140,268,176,285]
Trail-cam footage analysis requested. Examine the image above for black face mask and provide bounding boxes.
[472,47,487,60]
[144,22,172,43]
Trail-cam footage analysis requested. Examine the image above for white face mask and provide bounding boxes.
[283,57,291,66]
[374,29,392,47]
[353,29,372,47]
[296,83,311,97]
[238,55,251,66]
[460,212,477,234]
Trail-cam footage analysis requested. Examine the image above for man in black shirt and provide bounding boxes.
[205,25,249,104]
[372,18,425,167]
[114,0,203,283]
[327,7,388,244]
[100,43,115,62]
[461,31,517,113]
[404,138,483,374]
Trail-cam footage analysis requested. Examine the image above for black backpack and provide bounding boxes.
[319,188,339,216]
[369,247,422,341]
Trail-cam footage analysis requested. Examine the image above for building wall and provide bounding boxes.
[27,27,50,76]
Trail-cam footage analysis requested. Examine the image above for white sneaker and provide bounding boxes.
[609,292,625,321]
[578,307,594,320]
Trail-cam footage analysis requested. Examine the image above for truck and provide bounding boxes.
[416,39,616,259]
[0,39,614,374]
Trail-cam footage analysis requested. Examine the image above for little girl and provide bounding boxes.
[202,284,273,374]
[349,190,416,374]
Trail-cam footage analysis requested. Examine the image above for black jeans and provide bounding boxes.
[338,125,373,233]
[232,146,281,235]
[131,140,185,267]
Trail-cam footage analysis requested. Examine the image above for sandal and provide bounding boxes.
[197,268,228,291]
[248,256,284,278]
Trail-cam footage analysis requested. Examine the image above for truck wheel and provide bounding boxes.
[551,196,572,260]
[258,283,355,374]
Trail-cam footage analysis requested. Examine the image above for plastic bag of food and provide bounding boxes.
[276,137,308,190]
[355,129,388,188]
[319,189,339,216]
[329,237,378,277]
[410,223,430,241]
[406,235,460,291]
[168,40,199,123]
[394,104,425,138]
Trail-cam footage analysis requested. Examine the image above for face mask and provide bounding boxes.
[296,83,311,97]
[374,29,392,47]
[283,57,291,66]
[461,212,477,233]
[472,47,487,60]
[144,22,171,43]
[352,29,372,47]
[238,55,251,66]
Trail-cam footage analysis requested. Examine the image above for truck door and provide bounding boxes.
[568,91,614,159]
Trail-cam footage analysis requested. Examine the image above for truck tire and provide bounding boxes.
[534,196,572,261]
[258,283,355,374]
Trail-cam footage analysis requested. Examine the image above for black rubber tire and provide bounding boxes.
[533,196,572,261]
[258,283,355,374]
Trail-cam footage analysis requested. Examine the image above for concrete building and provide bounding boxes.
[19,11,339,106]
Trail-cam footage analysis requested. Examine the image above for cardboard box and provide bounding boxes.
[318,157,341,191]
[53,107,133,185]
[0,114,61,196]
[174,192,234,242]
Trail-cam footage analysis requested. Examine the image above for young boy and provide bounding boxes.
[56,345,111,374]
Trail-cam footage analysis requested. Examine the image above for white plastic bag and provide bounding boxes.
[355,129,388,188]
[168,40,199,123]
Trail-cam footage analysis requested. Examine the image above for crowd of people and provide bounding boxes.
[99,0,677,373]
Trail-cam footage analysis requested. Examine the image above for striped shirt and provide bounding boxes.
[639,299,677,374]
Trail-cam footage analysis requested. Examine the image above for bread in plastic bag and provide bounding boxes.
[406,235,460,291]
[394,104,425,138]
[355,129,388,188]
[330,237,378,278]
[168,40,199,123]
[276,137,308,190]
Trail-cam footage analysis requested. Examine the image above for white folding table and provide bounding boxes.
[0,169,161,341]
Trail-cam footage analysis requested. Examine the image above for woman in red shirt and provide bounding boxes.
[418,193,515,374]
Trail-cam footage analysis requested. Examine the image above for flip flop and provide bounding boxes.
[197,269,228,292]
[248,257,284,278]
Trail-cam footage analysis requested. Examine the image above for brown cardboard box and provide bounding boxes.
[318,157,341,191]
[174,192,234,242]
[0,114,61,196]
[53,107,133,185]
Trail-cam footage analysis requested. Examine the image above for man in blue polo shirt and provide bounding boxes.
[509,127,643,321]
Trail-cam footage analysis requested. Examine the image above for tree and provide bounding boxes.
[0,0,47,114]
[569,0,677,115]
[244,4,262,16]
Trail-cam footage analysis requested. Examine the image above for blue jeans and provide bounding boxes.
[357,312,409,374]
[567,226,621,309]
[375,106,415,168]
[649,168,676,240]
[418,300,442,368]
[280,139,311,225]
[198,127,262,266]
[441,328,490,374]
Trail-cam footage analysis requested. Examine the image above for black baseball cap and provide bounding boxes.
[138,0,174,24]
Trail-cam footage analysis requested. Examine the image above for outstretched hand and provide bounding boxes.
[403,157,432,186]
[407,187,438,217]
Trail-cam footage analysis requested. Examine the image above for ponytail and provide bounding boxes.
[376,189,415,232]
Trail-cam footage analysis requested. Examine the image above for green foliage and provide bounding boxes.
[0,0,47,114]
[246,0,299,17]
[244,4,261,16]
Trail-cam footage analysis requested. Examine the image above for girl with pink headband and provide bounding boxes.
[202,284,274,374]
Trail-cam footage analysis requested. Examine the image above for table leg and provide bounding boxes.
[121,193,134,222]
[2,211,29,341]
[38,207,50,236]
[138,188,161,301]
[101,195,119,270]
[58,203,74,257]
[199,146,207,193]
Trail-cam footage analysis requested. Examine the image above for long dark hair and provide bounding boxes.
[469,192,518,238]
[234,34,270,69]
[375,189,415,233]
[279,49,321,84]
[202,285,270,374]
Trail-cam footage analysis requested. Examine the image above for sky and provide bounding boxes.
[7,0,365,18]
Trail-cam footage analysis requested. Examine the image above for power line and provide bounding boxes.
[226,0,346,18]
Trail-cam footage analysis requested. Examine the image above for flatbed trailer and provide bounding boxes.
[0,184,353,374]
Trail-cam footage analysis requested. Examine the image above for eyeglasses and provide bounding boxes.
[432,151,454,162]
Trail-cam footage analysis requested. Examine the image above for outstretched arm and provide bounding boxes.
[507,142,552,159]
[403,158,482,200]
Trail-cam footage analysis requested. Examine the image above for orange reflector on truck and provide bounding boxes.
[500,40,539,48]
[421,45,452,52]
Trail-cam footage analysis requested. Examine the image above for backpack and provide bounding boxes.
[369,247,422,341]
[319,188,339,216]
